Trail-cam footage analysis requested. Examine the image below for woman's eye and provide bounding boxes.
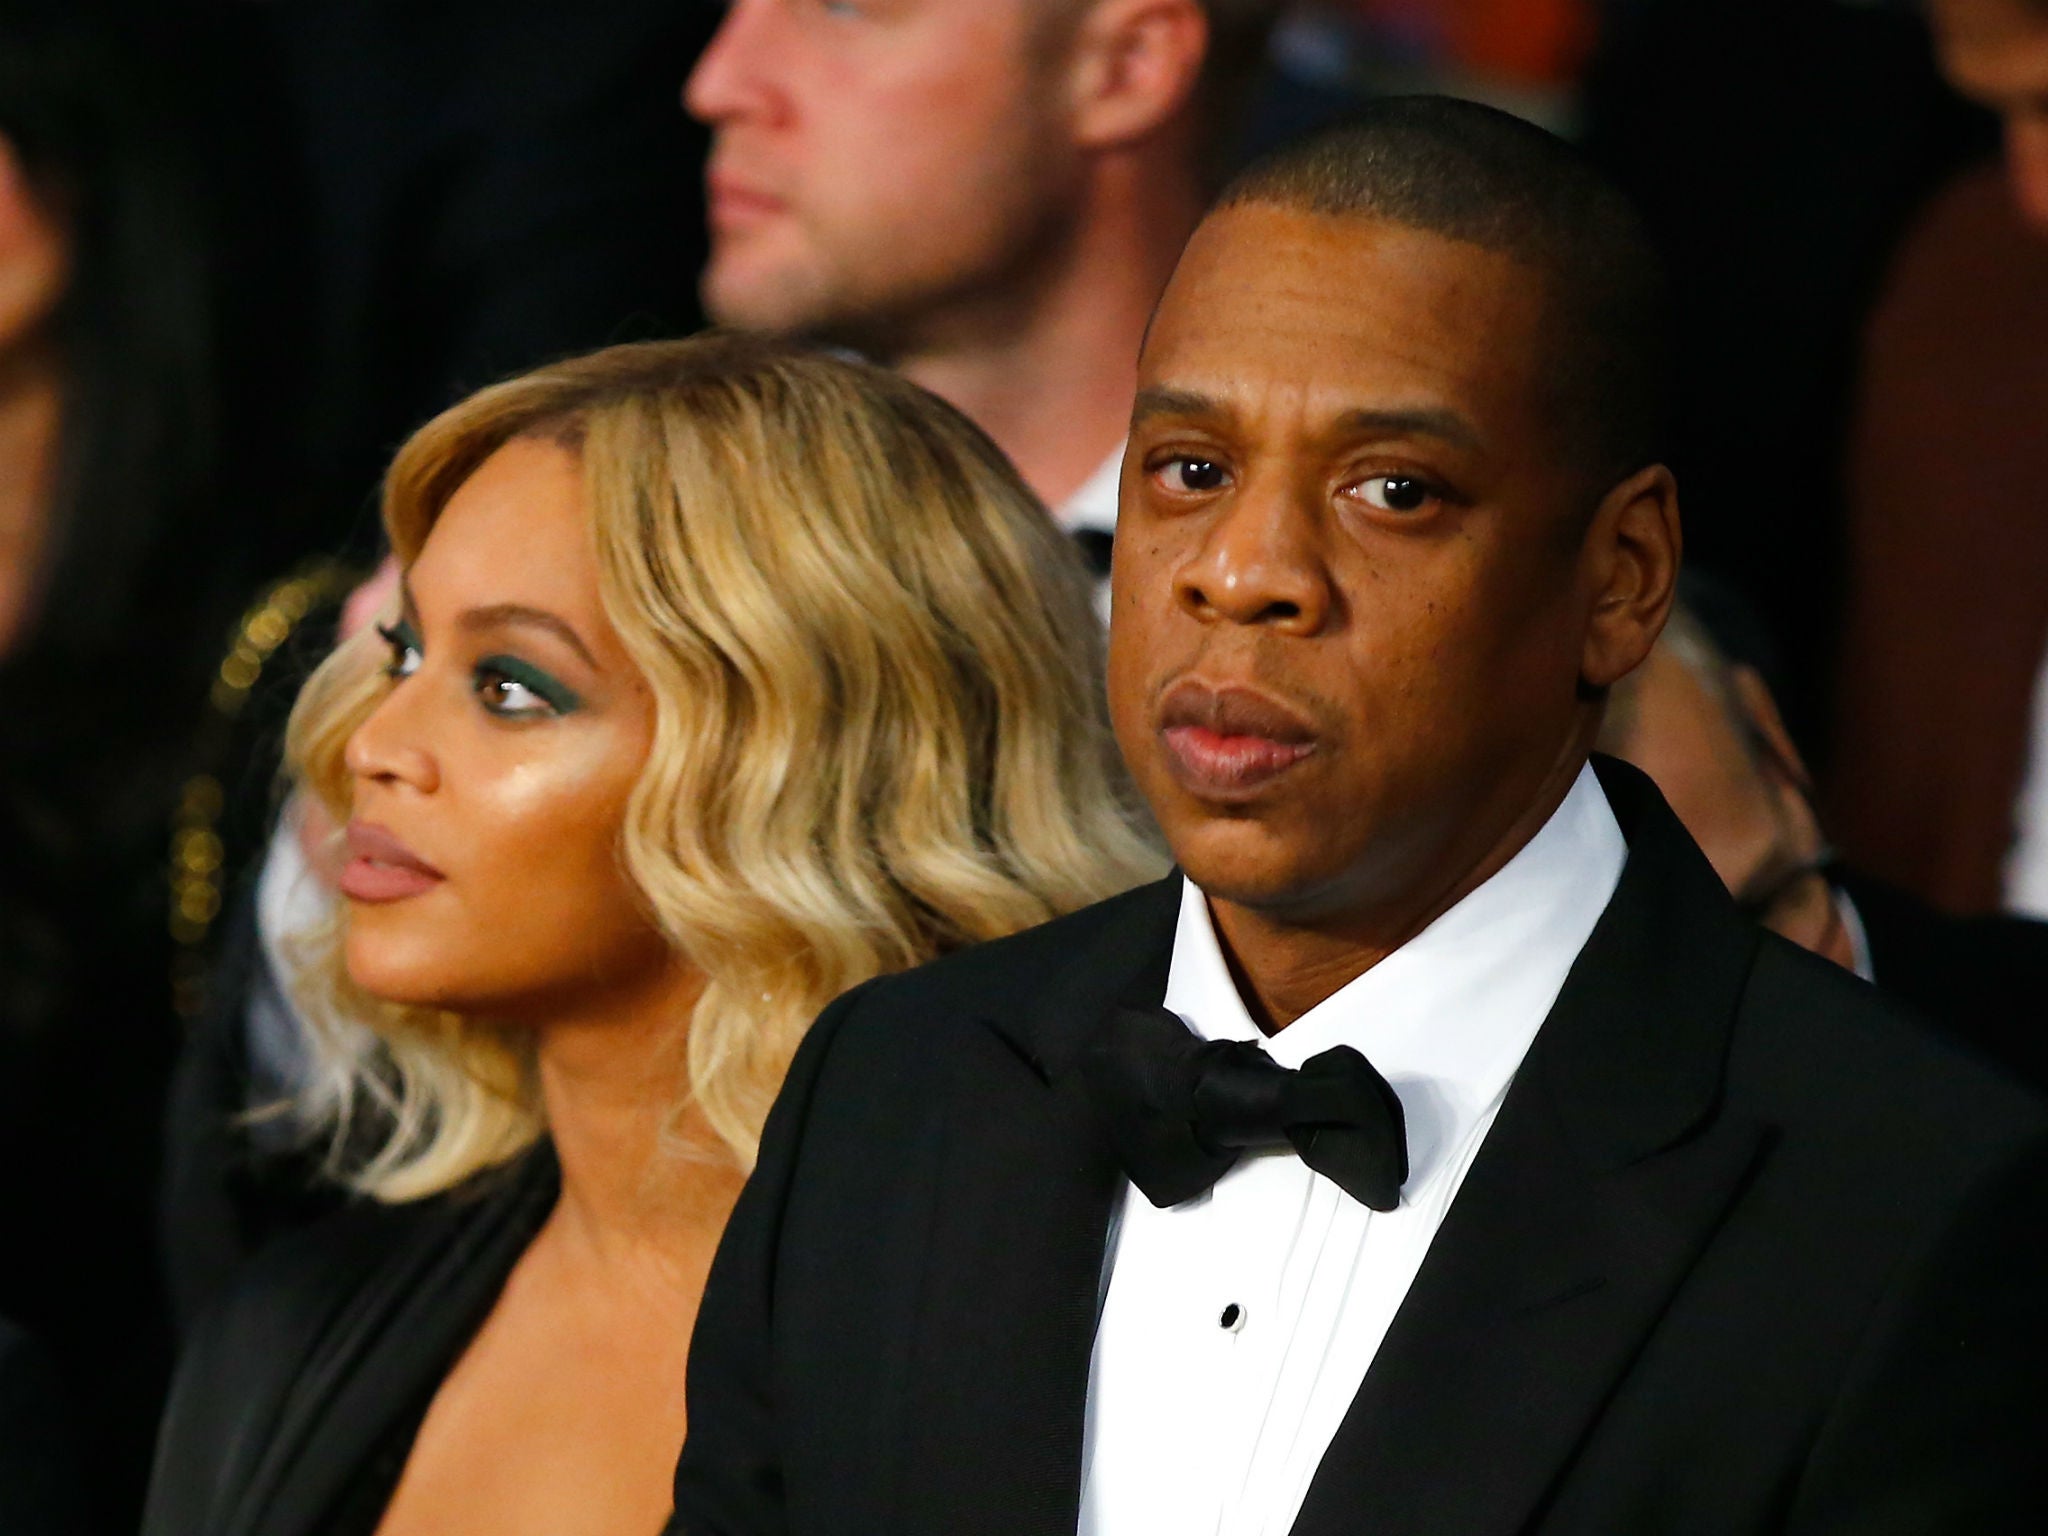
[1156,456,1228,494]
[1354,475,1439,514]
[476,672,553,718]
[376,623,421,680]
[473,657,582,719]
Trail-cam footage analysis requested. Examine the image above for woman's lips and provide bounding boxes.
[338,821,445,904]
[1155,681,1320,797]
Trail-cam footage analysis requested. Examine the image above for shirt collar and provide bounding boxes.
[1162,764,1627,1190]
[1056,444,1124,539]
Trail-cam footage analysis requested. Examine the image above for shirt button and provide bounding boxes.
[1218,1302,1246,1333]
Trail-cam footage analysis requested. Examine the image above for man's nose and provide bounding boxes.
[684,0,778,126]
[1172,480,1335,635]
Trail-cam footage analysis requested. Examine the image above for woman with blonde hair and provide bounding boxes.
[144,333,1159,1536]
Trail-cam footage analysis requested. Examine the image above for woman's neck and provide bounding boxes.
[529,963,745,1291]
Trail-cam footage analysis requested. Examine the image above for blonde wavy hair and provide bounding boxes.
[286,333,1162,1201]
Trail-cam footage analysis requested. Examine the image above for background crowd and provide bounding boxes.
[2,1,2046,1532]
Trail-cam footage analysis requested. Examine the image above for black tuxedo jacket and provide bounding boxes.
[1834,868,2048,1094]
[671,762,2048,1535]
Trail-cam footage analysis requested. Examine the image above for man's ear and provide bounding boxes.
[1579,463,1681,691]
[1062,0,1209,152]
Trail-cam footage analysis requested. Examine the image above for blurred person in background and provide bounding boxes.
[1603,576,2048,1092]
[145,336,1161,1536]
[197,0,718,578]
[159,0,726,1334]
[686,0,1282,595]
[0,1319,85,1536]
[1828,0,2048,919]
[1582,0,1987,735]
[1,6,247,1527]
[1933,0,2048,228]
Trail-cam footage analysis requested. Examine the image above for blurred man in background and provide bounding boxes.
[1932,0,2048,229]
[687,0,1279,581]
[1828,0,2048,919]
[1605,582,2048,1092]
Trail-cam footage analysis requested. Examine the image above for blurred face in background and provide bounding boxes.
[1602,635,1855,968]
[0,132,68,656]
[685,0,1089,349]
[0,134,66,353]
[1932,0,2048,231]
[341,438,677,1020]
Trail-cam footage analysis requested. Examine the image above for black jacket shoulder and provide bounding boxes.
[1736,930,2046,1163]
[1834,868,2048,1092]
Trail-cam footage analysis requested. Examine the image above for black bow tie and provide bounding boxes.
[1079,1004,1409,1211]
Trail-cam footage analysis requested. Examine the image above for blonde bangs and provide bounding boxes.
[283,335,1161,1197]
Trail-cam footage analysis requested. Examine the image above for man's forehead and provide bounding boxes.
[1139,204,1543,429]
[1152,204,1538,341]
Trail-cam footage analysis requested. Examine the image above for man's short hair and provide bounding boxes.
[1218,96,1671,491]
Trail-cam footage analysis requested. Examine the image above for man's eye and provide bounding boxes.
[1354,475,1438,514]
[376,623,421,680]
[1157,456,1228,494]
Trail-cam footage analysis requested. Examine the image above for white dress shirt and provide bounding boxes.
[1056,445,1122,625]
[1078,766,1627,1536]
[2004,646,2048,918]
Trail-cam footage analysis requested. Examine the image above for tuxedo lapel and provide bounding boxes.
[895,877,1180,1536]
[1291,761,1768,1536]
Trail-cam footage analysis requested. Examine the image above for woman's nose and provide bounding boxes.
[345,680,440,795]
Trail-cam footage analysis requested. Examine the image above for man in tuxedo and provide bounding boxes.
[686,1,1281,595]
[1602,583,2048,1092]
[672,99,2048,1535]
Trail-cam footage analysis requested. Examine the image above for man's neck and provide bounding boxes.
[1210,742,1597,1033]
[529,964,744,1292]
[894,160,1202,510]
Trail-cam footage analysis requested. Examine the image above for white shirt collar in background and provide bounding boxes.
[1056,445,1122,540]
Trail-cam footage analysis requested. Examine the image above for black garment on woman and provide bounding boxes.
[142,1145,558,1536]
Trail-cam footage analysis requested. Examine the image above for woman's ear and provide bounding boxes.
[1061,0,1209,153]
[1579,463,1682,691]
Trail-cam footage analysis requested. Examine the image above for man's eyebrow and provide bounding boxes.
[458,604,599,669]
[1131,386,1227,427]
[1132,390,1481,452]
[1334,407,1481,450]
